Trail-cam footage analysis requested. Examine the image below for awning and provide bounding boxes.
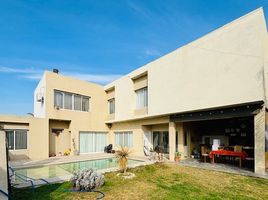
[170,101,264,122]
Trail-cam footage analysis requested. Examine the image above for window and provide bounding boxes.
[54,90,90,112]
[6,131,14,150]
[136,87,148,109]
[108,98,115,114]
[74,95,82,111]
[115,131,133,147]
[64,93,73,109]
[82,97,89,111]
[80,132,107,153]
[54,91,63,108]
[6,130,27,150]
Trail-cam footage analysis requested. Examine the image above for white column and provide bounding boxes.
[169,122,176,160]
[177,122,185,158]
[0,130,8,200]
[254,107,266,175]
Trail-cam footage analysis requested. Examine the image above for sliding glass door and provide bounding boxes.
[79,132,107,153]
[153,131,169,153]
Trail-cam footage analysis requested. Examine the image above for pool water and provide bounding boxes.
[13,158,143,184]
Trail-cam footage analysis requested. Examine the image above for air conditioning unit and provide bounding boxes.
[36,92,44,103]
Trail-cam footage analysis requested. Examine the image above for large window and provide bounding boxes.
[136,87,148,109]
[54,90,90,112]
[108,98,115,114]
[115,131,133,147]
[6,130,27,150]
[80,132,107,153]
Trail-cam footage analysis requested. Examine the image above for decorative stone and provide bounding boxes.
[70,168,104,191]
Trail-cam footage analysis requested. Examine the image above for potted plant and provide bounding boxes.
[174,151,181,162]
[115,146,135,179]
[115,146,130,174]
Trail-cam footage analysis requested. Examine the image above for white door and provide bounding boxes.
[80,132,107,153]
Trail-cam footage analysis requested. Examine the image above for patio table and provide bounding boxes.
[209,150,248,168]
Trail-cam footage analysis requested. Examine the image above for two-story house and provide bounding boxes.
[0,8,268,175]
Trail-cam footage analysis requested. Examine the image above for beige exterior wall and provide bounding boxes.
[1,72,109,160]
[106,87,115,120]
[49,120,71,156]
[43,72,108,153]
[105,8,267,123]
[0,131,8,200]
[0,115,49,161]
[109,116,169,156]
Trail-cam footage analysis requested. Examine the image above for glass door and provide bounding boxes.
[153,131,169,153]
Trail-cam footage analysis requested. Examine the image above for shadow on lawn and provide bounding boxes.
[11,182,73,200]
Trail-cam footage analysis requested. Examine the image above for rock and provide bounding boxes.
[70,168,104,191]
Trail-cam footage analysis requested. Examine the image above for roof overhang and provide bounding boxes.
[170,101,264,123]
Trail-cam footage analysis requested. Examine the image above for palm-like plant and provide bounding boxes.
[115,146,130,174]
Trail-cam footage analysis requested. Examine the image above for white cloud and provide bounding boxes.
[0,65,122,85]
[0,66,41,74]
[21,74,43,80]
[126,0,151,19]
[64,73,122,85]
[145,49,162,57]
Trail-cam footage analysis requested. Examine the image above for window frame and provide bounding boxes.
[54,91,63,108]
[135,87,148,109]
[108,98,115,114]
[6,130,28,150]
[82,96,90,112]
[54,90,90,112]
[64,92,73,110]
[74,94,82,111]
[114,131,133,148]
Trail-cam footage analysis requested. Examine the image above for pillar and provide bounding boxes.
[169,122,176,160]
[254,107,266,175]
[0,130,8,200]
[177,122,185,158]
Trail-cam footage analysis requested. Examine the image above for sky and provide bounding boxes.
[0,0,268,115]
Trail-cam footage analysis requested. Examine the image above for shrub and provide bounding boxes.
[70,169,104,191]
[115,146,130,173]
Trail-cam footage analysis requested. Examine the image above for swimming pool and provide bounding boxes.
[13,158,143,184]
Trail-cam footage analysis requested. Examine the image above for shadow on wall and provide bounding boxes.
[8,152,29,161]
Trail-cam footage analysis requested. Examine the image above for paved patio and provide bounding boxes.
[178,158,268,179]
[10,153,148,169]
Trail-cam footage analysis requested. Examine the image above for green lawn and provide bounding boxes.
[12,163,268,200]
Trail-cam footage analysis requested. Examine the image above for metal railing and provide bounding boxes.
[9,167,49,191]
[0,188,12,200]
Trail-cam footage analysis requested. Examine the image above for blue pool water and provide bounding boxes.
[13,158,143,183]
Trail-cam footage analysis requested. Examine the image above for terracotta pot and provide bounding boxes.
[175,156,180,162]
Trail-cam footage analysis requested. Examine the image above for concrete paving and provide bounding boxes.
[10,153,116,169]
[178,158,268,179]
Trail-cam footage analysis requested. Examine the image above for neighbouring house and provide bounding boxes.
[1,8,268,175]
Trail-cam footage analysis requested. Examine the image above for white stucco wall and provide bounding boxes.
[34,73,46,118]
[105,8,268,122]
